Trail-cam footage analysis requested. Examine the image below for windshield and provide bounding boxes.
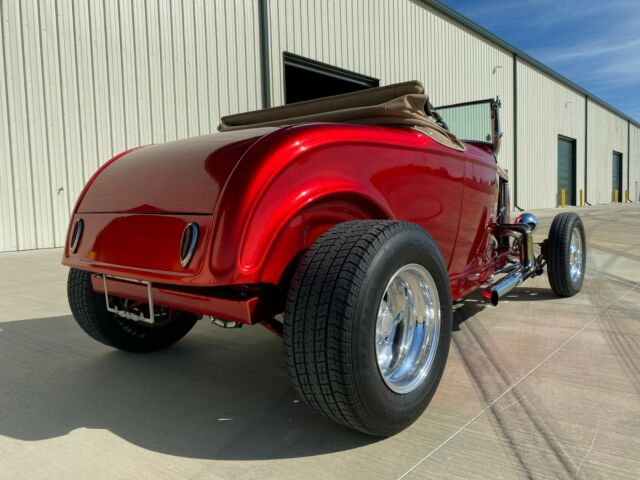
[435,99,494,143]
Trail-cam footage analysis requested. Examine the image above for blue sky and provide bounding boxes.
[443,0,640,121]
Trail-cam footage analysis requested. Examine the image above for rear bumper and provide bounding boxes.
[91,275,280,325]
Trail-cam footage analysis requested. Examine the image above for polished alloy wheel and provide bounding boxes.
[375,264,440,394]
[569,226,583,284]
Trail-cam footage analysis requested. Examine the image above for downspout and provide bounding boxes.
[628,120,631,201]
[513,53,522,211]
[258,0,271,108]
[584,96,590,205]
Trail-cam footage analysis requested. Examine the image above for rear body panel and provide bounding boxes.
[69,213,213,283]
[78,128,275,215]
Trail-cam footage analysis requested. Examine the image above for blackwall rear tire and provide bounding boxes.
[547,212,586,297]
[284,220,452,436]
[68,268,198,352]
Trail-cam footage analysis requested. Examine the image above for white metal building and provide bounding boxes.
[1,0,638,252]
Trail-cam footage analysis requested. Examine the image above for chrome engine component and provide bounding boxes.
[515,212,539,232]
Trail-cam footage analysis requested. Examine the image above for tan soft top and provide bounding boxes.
[217,80,465,151]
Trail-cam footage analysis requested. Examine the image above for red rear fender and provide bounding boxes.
[208,125,434,286]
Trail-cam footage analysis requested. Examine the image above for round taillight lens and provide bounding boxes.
[69,219,84,253]
[180,223,199,267]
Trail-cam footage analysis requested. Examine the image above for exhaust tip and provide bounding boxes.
[481,287,499,306]
[491,290,499,306]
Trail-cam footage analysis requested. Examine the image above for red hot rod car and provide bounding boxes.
[63,81,586,436]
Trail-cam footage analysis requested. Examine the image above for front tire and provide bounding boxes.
[547,212,586,297]
[68,268,198,352]
[284,221,452,436]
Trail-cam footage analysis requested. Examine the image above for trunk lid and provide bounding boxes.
[77,128,275,214]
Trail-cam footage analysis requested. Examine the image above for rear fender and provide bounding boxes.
[212,186,392,286]
[209,126,395,286]
[256,192,392,288]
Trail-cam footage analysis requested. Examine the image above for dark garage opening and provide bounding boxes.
[612,151,623,202]
[283,52,379,104]
[557,136,577,206]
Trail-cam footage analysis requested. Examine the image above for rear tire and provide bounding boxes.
[68,268,198,352]
[284,220,452,436]
[547,212,586,297]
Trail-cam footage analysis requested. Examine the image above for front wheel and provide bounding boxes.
[284,221,452,436]
[68,268,198,352]
[547,212,587,297]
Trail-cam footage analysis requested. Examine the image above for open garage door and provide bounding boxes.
[283,52,379,104]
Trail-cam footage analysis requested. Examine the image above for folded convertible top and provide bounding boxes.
[217,80,465,151]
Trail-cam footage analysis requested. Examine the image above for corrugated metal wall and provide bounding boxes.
[1,0,639,253]
[267,0,515,193]
[587,100,629,205]
[0,0,261,252]
[516,60,586,209]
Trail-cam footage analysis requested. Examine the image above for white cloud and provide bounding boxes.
[534,38,640,63]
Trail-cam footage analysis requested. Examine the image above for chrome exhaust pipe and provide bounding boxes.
[483,215,537,305]
[482,269,527,306]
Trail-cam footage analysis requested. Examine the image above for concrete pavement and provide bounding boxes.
[0,204,639,479]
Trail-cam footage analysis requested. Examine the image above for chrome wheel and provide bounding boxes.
[569,226,583,284]
[375,264,441,394]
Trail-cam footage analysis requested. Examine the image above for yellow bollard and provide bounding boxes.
[614,189,619,203]
[580,189,584,207]
[625,190,629,202]
[561,189,566,208]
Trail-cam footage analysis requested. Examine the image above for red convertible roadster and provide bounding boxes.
[63,81,586,436]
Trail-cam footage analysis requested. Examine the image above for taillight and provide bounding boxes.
[179,223,199,267]
[69,219,84,253]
